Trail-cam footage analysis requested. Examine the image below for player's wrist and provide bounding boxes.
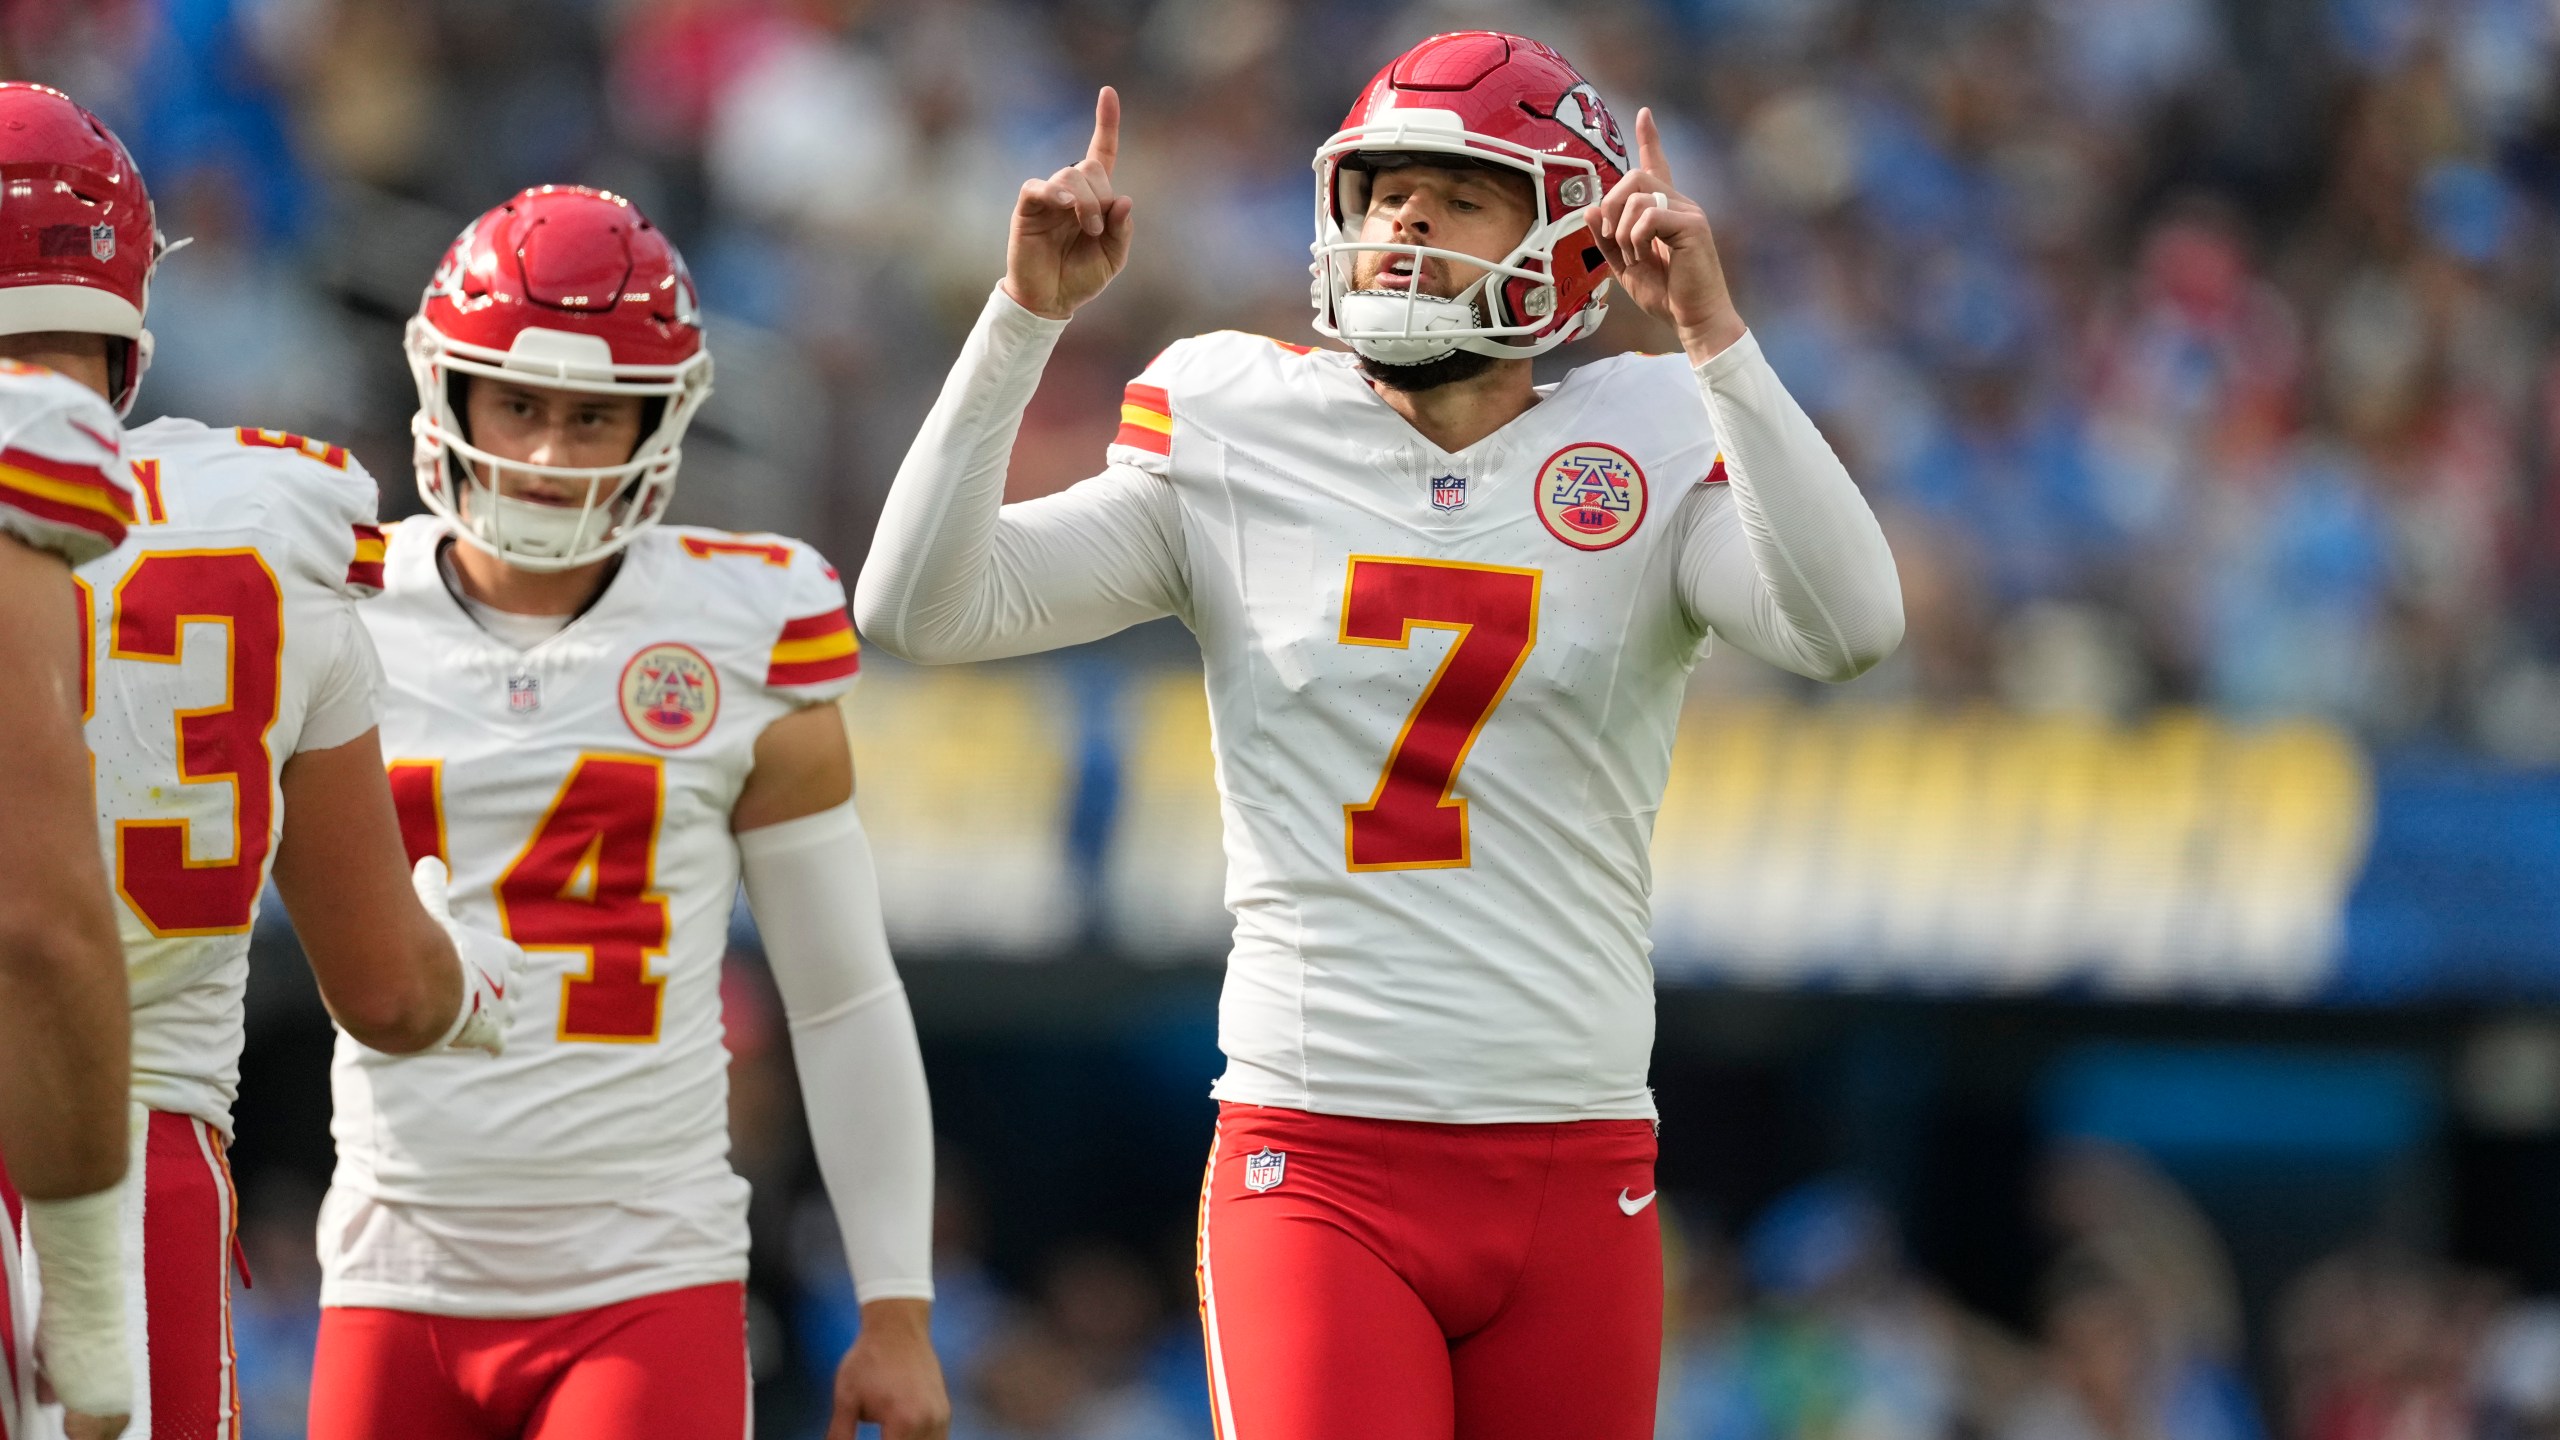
[855,1296,934,1340]
[1676,306,1747,366]
[997,275,1074,323]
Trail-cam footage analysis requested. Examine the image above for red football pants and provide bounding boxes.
[0,1110,240,1440]
[1196,1102,1663,1440]
[307,1281,749,1440]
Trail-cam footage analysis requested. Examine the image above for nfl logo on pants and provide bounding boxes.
[1244,1147,1287,1193]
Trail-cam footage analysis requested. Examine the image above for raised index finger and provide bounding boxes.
[1634,106,1670,187]
[1086,86,1121,176]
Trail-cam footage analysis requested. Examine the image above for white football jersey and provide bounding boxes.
[324,520,858,1311]
[0,361,131,566]
[1109,334,1730,1124]
[79,421,389,1135]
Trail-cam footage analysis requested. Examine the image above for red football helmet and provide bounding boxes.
[1311,32,1630,363]
[408,186,712,571]
[0,83,165,415]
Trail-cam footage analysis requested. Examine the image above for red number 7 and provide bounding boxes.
[1339,556,1541,871]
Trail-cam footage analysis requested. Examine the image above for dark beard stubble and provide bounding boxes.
[1356,345,1502,393]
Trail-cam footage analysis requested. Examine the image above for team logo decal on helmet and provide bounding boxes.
[1550,85,1630,174]
[1309,32,1630,365]
[422,216,480,301]
[408,186,714,572]
[1534,442,1648,551]
[619,642,719,748]
[0,84,169,416]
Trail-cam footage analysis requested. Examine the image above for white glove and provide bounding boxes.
[412,857,519,1057]
[24,1187,131,1430]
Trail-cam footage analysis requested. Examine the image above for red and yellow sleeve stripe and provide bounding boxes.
[1115,382,1172,457]
[346,524,387,590]
[0,445,134,550]
[1704,453,1728,485]
[767,608,860,687]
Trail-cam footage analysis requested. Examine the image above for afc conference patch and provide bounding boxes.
[1430,473,1468,513]
[1244,1147,1287,1193]
[1534,441,1648,551]
[619,642,720,749]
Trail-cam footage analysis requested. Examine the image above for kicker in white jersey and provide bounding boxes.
[859,289,1903,1127]
[78,419,388,1136]
[324,518,858,1312]
[1107,332,1730,1124]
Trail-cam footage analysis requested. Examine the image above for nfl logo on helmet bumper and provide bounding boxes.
[1244,1147,1287,1193]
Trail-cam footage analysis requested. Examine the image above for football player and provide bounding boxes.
[4,81,525,1440]
[857,34,1905,1440]
[307,187,944,1440]
[0,88,144,1440]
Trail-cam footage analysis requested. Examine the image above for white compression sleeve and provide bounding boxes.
[738,799,935,1304]
[23,1187,130,1417]
[1674,329,1905,681]
[853,285,1187,664]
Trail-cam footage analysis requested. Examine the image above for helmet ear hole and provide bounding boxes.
[637,396,667,457]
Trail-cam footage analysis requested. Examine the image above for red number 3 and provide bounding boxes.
[110,550,284,934]
[1339,556,1541,871]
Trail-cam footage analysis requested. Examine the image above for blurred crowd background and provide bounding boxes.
[8,0,2560,1435]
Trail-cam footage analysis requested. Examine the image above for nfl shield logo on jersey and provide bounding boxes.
[506,673,540,714]
[1430,473,1468,513]
[1243,1147,1287,1193]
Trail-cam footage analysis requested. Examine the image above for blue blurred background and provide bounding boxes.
[11,0,2560,1434]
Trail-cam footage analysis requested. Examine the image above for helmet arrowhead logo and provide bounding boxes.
[1554,84,1629,173]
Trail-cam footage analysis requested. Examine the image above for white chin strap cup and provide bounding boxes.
[1335,290,1481,365]
[473,486,611,563]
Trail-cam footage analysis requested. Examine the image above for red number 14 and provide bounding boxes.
[1339,556,1541,871]
[390,754,671,1042]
